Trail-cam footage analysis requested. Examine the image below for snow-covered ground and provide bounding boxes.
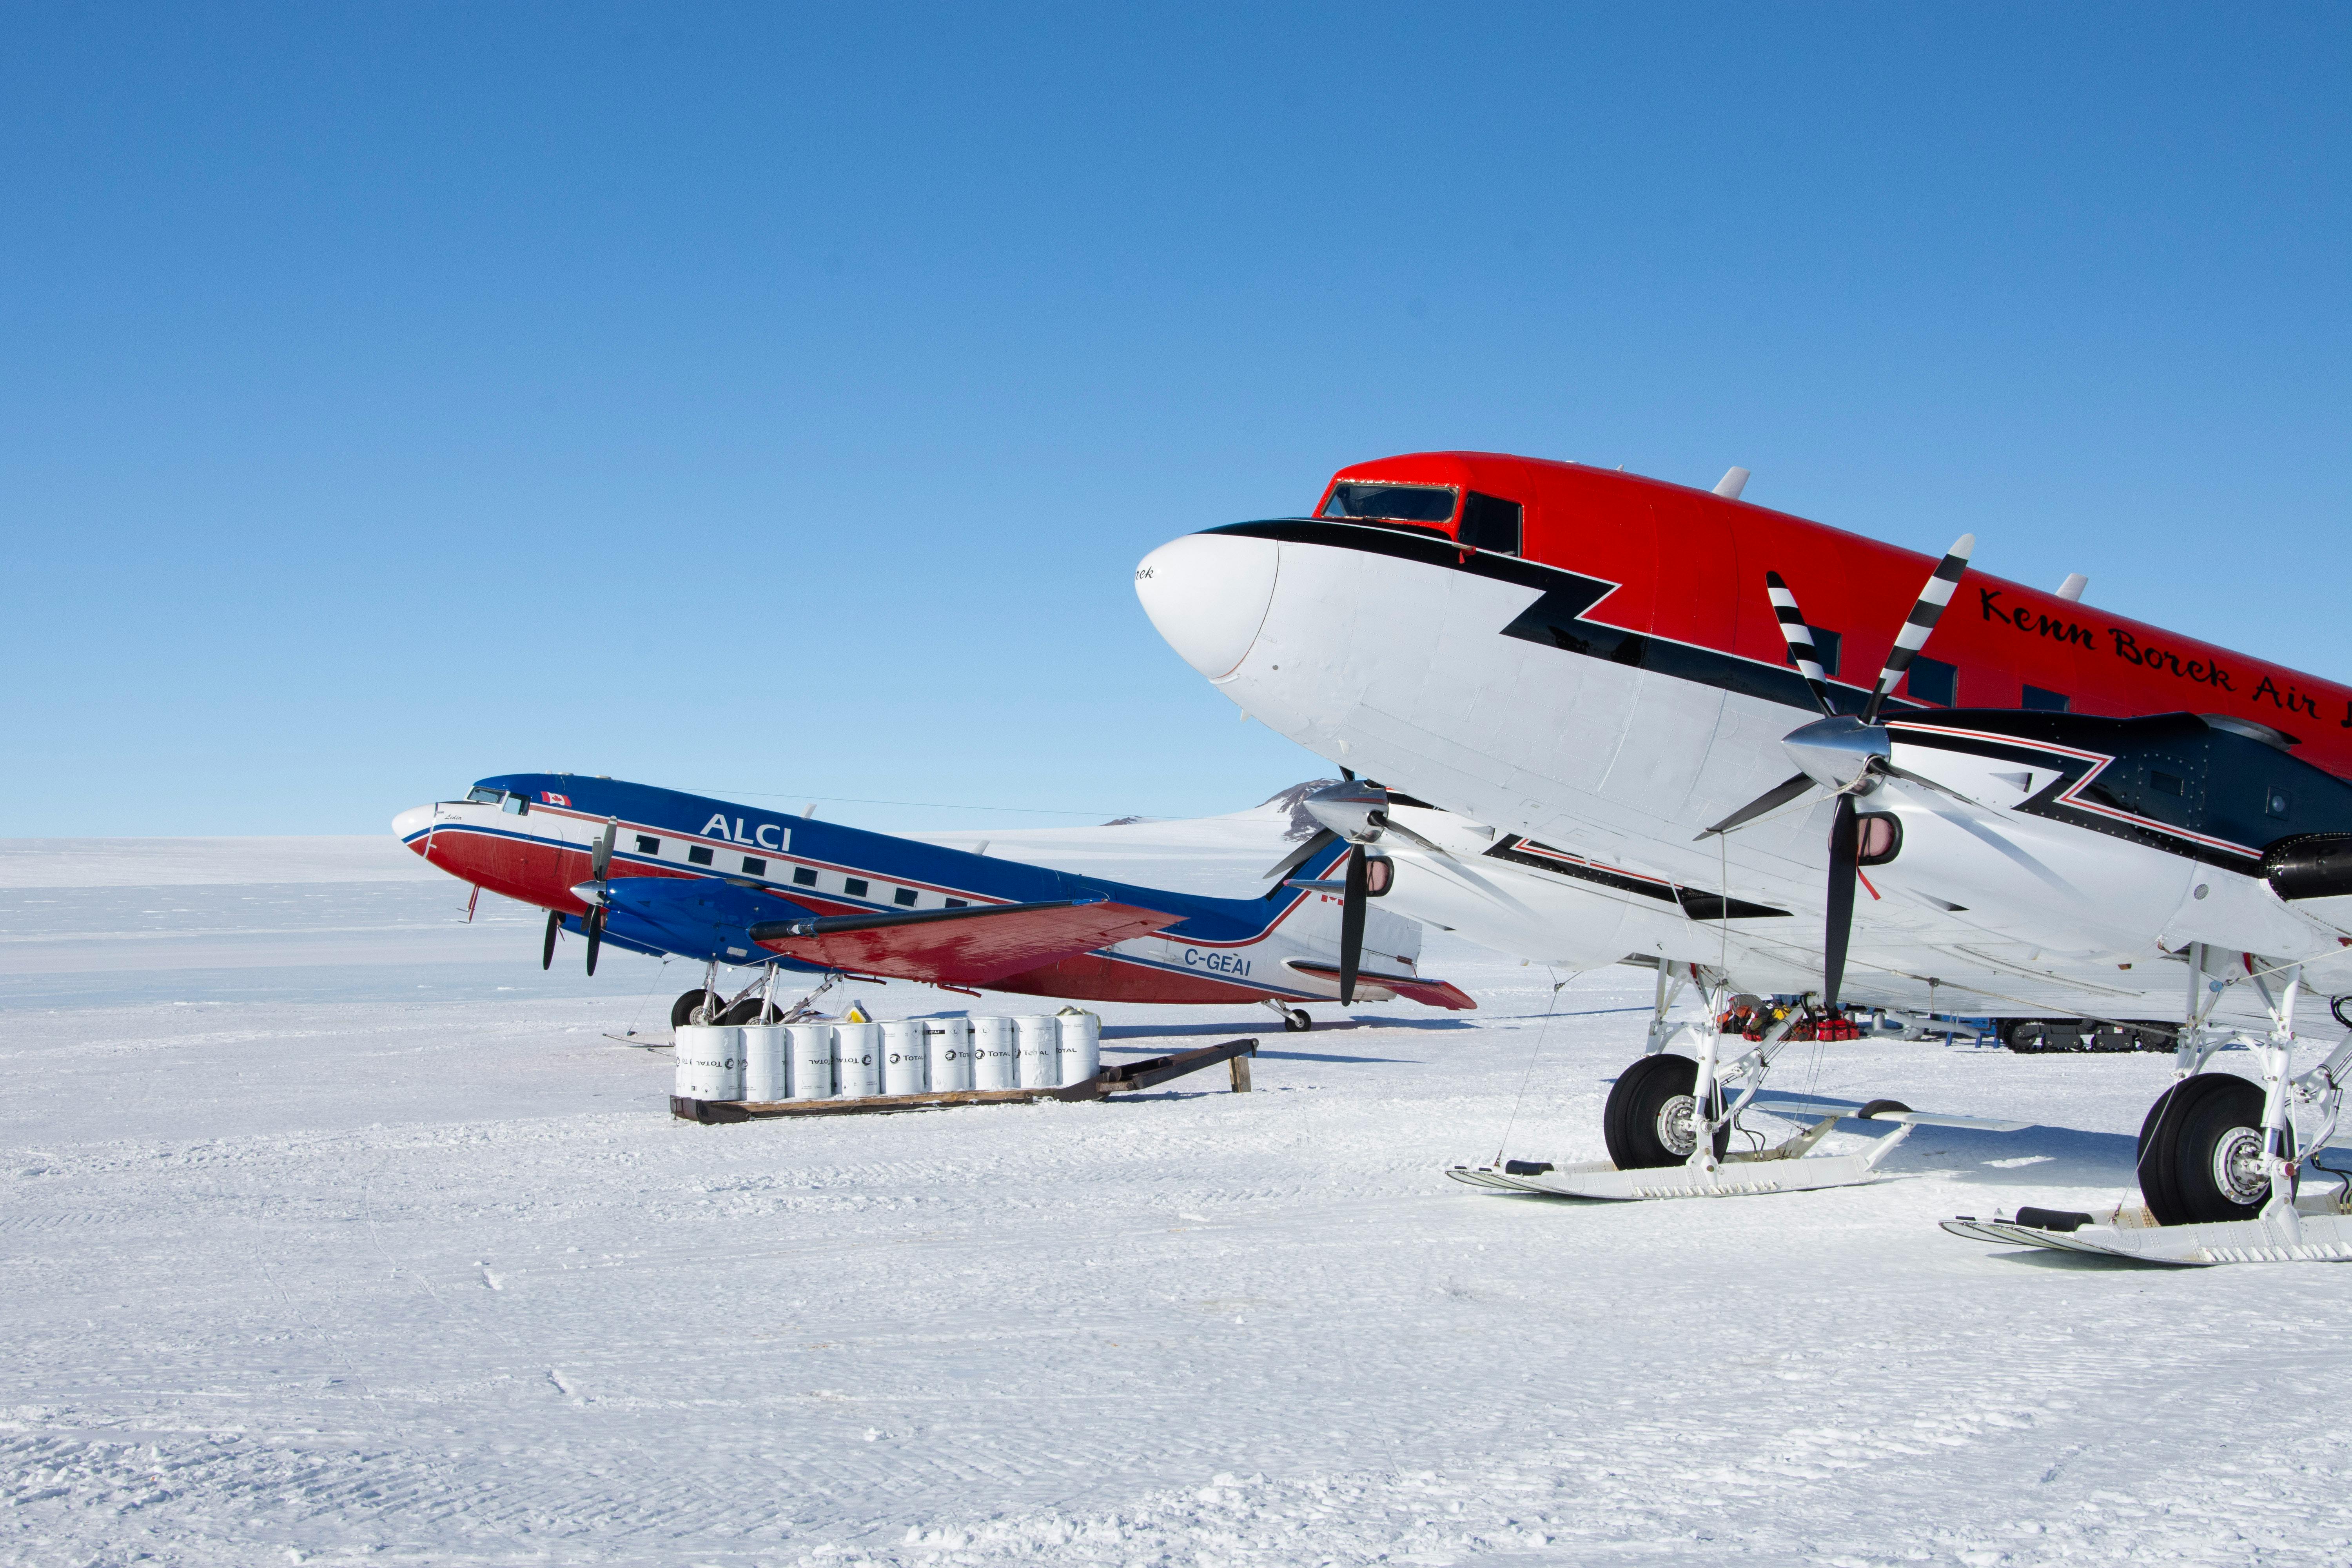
[4,820,2350,1566]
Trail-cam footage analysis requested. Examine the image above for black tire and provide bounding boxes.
[719,997,781,1026]
[1602,1054,1732,1170]
[1283,1007,1312,1033]
[671,989,718,1029]
[2137,1073,2284,1225]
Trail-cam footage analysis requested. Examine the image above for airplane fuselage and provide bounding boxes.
[1138,454,2352,1024]
[395,774,1449,1009]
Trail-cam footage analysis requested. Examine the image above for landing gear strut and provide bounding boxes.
[1263,998,1312,1033]
[2135,945,2345,1229]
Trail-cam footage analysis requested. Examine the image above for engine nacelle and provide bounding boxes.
[2266,834,2352,901]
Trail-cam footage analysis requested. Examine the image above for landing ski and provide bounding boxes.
[1942,1208,2352,1266]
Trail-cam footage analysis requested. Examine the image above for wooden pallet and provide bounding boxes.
[671,1036,1258,1123]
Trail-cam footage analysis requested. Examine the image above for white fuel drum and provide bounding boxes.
[1014,1015,1060,1089]
[1055,1010,1101,1087]
[972,1016,1018,1091]
[788,1024,835,1100]
[882,1020,927,1096]
[833,1022,881,1098]
[674,1024,744,1102]
[742,1024,789,1102]
[926,1017,973,1093]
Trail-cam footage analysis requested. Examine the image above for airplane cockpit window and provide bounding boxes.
[1459,492,1523,555]
[1319,483,1459,524]
[462,786,528,814]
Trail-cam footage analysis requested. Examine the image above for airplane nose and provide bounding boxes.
[392,804,437,850]
[1133,532,1279,680]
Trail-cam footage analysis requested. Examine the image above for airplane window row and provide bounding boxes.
[610,833,963,912]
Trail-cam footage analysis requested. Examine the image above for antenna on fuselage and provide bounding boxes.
[2056,573,2088,602]
[1713,466,1750,499]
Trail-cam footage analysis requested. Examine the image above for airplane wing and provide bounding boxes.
[747,898,1177,986]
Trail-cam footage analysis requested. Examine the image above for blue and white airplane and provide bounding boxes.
[394,774,1474,1029]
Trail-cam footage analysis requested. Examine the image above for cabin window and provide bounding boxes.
[688,846,714,866]
[1905,655,1956,707]
[946,898,969,908]
[635,835,660,854]
[792,866,817,886]
[501,794,528,815]
[2022,685,2070,712]
[844,878,869,897]
[894,887,919,906]
[1459,492,1522,555]
[741,857,766,876]
[1319,483,1457,524]
[1787,628,1841,677]
[467,786,504,804]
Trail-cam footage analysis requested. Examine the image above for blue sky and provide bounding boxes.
[6,4,2347,836]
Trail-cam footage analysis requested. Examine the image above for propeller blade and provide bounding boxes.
[542,908,561,970]
[1379,816,1451,857]
[1764,570,1837,717]
[585,907,604,977]
[1263,827,1339,883]
[589,818,617,882]
[1860,534,1974,725]
[1338,844,1368,1005]
[1823,793,1859,1012]
[1696,771,1820,839]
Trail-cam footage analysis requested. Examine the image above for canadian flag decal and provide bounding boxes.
[542,791,571,806]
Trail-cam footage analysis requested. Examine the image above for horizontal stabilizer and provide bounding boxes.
[1284,960,1477,1011]
[750,898,1176,986]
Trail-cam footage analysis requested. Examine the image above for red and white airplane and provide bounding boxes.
[1137,453,2352,1261]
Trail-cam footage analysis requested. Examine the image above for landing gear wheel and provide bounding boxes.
[671,989,719,1029]
[1603,1053,1732,1170]
[719,998,782,1025]
[2137,1073,2285,1225]
[1283,1007,1312,1033]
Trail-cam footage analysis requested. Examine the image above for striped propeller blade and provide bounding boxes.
[1860,534,1975,724]
[1764,570,1835,717]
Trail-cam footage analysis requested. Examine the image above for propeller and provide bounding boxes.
[567,818,619,977]
[1276,779,1409,1005]
[542,908,561,970]
[1703,536,1976,1010]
